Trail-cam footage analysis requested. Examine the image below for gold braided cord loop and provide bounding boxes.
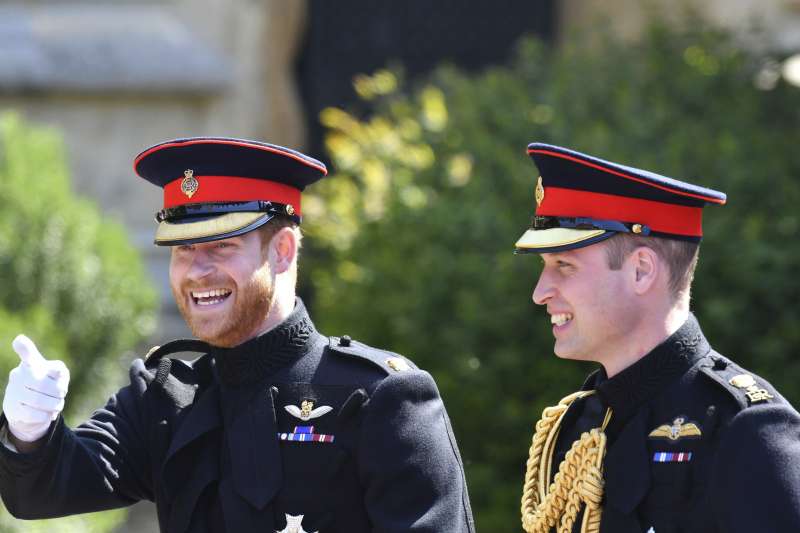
[520,391,611,533]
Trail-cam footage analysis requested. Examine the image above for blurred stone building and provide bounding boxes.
[1,0,799,531]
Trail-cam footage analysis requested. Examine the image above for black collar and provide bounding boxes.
[588,313,711,425]
[212,298,317,387]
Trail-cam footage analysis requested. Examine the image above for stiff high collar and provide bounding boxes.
[588,313,711,425]
[212,297,317,387]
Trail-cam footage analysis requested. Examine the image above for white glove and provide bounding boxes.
[2,335,70,443]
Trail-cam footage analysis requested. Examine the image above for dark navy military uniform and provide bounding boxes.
[0,299,475,532]
[514,143,800,532]
[551,314,800,532]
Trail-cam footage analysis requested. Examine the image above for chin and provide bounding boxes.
[187,318,231,345]
[553,344,592,362]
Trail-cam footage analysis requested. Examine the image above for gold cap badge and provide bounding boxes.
[286,204,295,216]
[535,176,545,208]
[181,169,199,198]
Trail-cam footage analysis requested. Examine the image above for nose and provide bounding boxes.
[186,251,217,282]
[532,269,555,306]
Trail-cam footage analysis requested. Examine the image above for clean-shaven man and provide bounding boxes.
[515,143,800,533]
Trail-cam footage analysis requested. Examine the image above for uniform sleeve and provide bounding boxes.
[0,359,156,519]
[710,402,800,531]
[357,369,475,533]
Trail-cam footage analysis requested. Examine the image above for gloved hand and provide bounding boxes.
[2,335,70,443]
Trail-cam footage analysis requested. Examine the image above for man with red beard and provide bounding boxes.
[516,143,800,533]
[0,138,475,533]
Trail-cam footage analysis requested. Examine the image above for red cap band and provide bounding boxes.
[537,187,703,237]
[164,175,302,214]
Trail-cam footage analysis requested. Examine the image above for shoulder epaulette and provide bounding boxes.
[699,354,776,410]
[144,339,212,364]
[327,336,418,375]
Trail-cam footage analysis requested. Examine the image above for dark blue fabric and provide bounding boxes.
[135,137,326,190]
[0,300,475,533]
[528,143,726,207]
[548,315,800,532]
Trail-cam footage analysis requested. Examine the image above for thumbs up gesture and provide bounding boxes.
[3,335,70,443]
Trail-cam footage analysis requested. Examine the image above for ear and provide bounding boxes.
[629,246,660,295]
[267,227,297,274]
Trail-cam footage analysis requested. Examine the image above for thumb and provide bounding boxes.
[12,334,47,368]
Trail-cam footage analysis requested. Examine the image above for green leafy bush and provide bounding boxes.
[0,113,158,532]
[303,17,800,532]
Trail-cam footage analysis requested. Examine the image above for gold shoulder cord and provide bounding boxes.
[521,390,613,533]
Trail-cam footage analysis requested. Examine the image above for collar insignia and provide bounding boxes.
[729,373,774,404]
[181,169,199,198]
[535,176,545,207]
[284,400,333,421]
[648,417,702,441]
[276,514,317,533]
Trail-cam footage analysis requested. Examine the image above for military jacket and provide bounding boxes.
[550,315,800,533]
[0,299,475,533]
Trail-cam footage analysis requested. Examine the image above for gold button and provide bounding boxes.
[632,223,643,234]
[285,204,295,216]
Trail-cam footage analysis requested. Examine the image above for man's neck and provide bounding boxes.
[602,304,690,378]
[255,293,295,338]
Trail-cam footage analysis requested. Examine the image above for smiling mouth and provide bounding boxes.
[191,288,232,306]
[550,313,573,327]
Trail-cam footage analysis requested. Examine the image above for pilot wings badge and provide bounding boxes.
[648,417,702,441]
[285,399,333,422]
[276,514,317,533]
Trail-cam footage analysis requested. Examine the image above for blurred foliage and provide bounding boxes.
[0,113,157,532]
[302,15,800,533]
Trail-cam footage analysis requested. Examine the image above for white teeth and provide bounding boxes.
[550,313,573,327]
[191,289,232,301]
[197,297,224,306]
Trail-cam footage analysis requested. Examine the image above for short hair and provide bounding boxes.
[604,233,699,300]
[256,217,302,255]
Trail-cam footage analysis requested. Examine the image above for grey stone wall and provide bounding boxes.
[0,0,308,345]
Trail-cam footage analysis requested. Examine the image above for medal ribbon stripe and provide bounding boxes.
[278,425,335,443]
[652,451,693,463]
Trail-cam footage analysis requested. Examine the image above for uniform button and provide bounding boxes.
[339,335,352,347]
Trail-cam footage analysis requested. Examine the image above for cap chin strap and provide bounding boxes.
[155,200,300,224]
[521,390,612,533]
[532,216,651,236]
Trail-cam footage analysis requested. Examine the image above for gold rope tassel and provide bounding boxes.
[521,391,612,533]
